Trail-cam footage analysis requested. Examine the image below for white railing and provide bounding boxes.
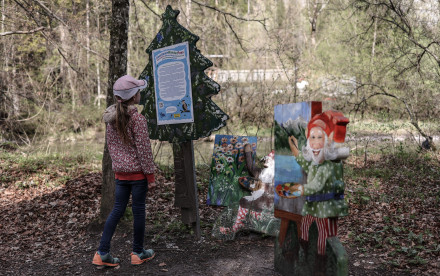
[207,69,295,83]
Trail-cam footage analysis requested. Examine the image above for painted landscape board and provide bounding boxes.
[273,102,322,214]
[207,135,257,206]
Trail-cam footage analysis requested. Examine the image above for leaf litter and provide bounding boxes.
[0,151,438,275]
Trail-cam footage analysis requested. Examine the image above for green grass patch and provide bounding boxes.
[0,149,101,188]
[0,128,103,188]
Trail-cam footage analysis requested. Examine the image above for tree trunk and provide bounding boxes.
[86,0,90,66]
[127,0,133,76]
[11,55,18,115]
[1,0,5,34]
[59,24,77,108]
[100,0,130,222]
[96,60,101,107]
[308,0,327,48]
[371,15,377,65]
[186,0,191,28]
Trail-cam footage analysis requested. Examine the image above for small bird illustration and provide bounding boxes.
[181,100,190,112]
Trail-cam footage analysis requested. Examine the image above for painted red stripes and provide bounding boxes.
[232,206,249,232]
[300,215,338,255]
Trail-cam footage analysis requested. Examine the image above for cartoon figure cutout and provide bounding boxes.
[274,102,350,275]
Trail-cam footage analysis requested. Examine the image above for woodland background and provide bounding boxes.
[1,0,439,140]
[0,0,439,275]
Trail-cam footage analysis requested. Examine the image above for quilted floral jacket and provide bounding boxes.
[103,104,155,183]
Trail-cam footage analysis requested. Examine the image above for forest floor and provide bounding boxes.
[0,149,439,275]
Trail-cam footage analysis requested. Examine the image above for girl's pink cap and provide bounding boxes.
[113,75,148,101]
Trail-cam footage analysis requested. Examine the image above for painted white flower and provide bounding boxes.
[226,157,234,163]
[235,142,243,149]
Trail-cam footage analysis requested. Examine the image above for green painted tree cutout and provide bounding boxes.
[139,5,228,143]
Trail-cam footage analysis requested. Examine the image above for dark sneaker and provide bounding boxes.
[131,249,155,265]
[92,252,120,267]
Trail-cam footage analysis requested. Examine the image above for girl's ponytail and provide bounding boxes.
[115,96,132,145]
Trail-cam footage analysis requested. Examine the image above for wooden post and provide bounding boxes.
[173,141,201,239]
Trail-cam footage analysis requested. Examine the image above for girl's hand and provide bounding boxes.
[149,182,157,189]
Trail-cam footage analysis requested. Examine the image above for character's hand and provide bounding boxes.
[288,136,299,157]
[289,184,304,197]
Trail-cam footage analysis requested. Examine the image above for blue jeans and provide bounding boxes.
[98,179,148,254]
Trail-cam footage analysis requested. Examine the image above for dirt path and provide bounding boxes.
[0,172,418,275]
[1,225,389,276]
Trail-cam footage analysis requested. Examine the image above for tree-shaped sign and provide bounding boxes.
[138,6,228,237]
[139,5,228,143]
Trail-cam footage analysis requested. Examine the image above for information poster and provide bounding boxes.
[152,42,194,125]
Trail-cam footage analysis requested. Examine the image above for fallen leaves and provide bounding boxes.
[341,152,440,274]
[0,173,102,263]
[0,149,438,275]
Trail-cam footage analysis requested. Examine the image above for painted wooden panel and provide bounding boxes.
[212,149,280,240]
[207,135,257,206]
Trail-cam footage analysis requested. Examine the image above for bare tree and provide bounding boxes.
[307,0,329,47]
[348,0,440,148]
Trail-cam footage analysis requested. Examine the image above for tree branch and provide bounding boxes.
[0,26,44,36]
[138,0,161,18]
[57,48,80,74]
[191,0,267,27]
[223,14,248,57]
[13,0,108,62]
[32,0,67,26]
[353,82,429,139]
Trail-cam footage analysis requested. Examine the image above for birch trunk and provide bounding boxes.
[1,0,5,34]
[86,0,90,66]
[11,54,18,115]
[59,24,77,107]
[186,0,191,28]
[371,16,377,65]
[97,60,101,107]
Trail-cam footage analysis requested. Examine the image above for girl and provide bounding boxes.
[92,75,156,267]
